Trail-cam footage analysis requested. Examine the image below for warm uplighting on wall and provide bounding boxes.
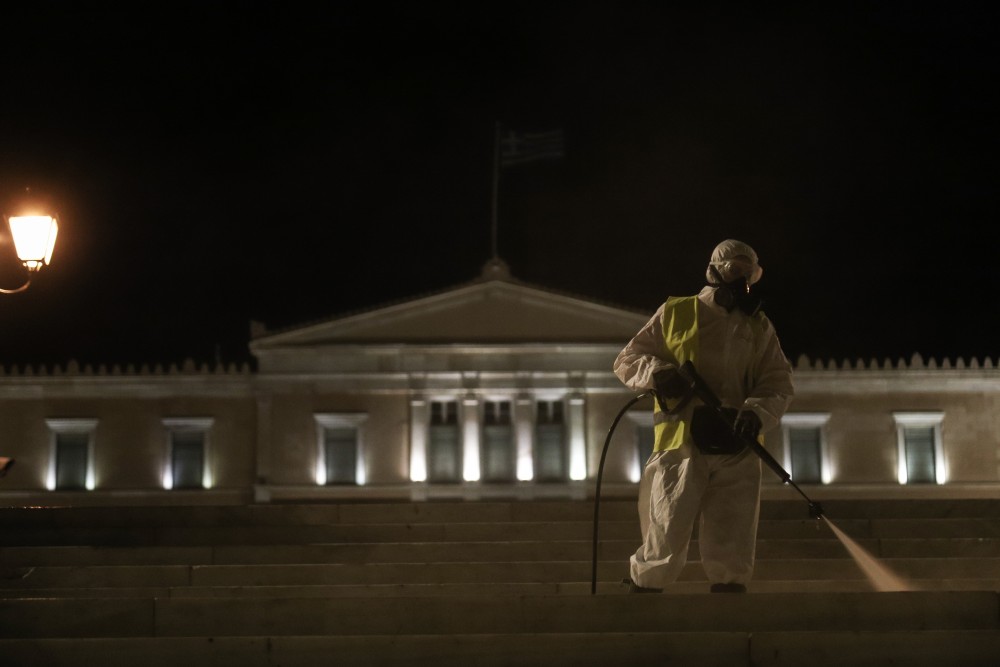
[568,397,587,481]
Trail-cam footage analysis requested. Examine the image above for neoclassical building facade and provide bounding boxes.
[0,259,997,507]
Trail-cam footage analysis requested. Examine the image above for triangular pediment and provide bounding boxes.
[250,271,650,350]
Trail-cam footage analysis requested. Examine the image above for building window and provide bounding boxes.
[893,412,945,484]
[172,431,205,489]
[55,432,89,490]
[46,418,98,491]
[903,427,935,483]
[323,427,357,485]
[482,400,514,482]
[428,400,461,483]
[314,413,368,485]
[781,413,830,485]
[535,399,566,482]
[788,427,822,483]
[162,418,214,490]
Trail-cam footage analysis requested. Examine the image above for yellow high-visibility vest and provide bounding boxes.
[652,296,699,452]
[652,295,767,452]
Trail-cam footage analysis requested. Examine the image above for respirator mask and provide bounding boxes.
[709,265,762,316]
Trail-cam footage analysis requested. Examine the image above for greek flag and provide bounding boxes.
[499,128,565,167]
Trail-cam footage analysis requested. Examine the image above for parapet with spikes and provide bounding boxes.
[0,354,994,376]
[793,353,995,372]
[0,359,253,377]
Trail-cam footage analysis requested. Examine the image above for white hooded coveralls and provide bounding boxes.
[613,285,794,589]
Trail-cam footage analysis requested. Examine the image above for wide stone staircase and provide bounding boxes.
[0,495,998,666]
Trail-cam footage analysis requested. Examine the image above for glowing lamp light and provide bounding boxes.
[0,197,60,295]
[8,215,58,271]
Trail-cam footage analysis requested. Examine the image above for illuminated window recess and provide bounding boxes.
[893,412,946,485]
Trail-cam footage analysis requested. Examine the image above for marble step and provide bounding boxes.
[0,557,997,591]
[3,517,999,546]
[0,498,997,529]
[3,577,1000,601]
[0,630,999,667]
[0,591,996,639]
[1,536,998,567]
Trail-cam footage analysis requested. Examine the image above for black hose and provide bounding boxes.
[591,391,649,595]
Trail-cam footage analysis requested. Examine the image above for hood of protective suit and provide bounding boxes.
[705,239,763,286]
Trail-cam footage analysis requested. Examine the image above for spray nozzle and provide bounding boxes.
[808,502,824,520]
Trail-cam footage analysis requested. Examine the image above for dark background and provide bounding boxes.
[0,3,995,369]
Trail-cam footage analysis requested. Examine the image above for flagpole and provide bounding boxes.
[490,121,500,260]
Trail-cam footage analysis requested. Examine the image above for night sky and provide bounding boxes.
[0,3,996,369]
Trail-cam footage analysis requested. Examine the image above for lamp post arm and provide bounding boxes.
[0,277,32,294]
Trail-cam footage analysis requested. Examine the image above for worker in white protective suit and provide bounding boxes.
[613,239,794,593]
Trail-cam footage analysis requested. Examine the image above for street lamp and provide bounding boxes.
[1,209,58,294]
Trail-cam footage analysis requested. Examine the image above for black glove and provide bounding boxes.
[653,367,688,401]
[733,410,762,441]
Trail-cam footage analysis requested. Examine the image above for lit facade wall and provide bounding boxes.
[0,270,997,506]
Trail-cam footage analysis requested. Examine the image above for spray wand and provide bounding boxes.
[675,360,824,519]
